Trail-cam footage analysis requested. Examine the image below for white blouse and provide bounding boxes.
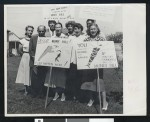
[70,35,87,64]
[19,38,30,52]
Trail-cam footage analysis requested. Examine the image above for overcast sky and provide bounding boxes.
[6,4,122,37]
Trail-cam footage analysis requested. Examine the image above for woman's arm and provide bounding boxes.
[18,43,23,56]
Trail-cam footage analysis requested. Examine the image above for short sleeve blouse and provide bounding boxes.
[19,38,30,52]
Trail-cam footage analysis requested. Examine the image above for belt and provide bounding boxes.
[23,51,29,53]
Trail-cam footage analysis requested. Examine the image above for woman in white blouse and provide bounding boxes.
[15,25,34,95]
[66,23,86,101]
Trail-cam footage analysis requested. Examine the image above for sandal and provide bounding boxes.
[53,93,59,101]
[87,99,94,107]
[102,102,108,111]
[61,93,65,102]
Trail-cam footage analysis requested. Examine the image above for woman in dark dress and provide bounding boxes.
[45,22,67,101]
[81,23,108,110]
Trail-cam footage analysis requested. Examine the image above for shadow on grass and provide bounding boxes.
[46,98,53,108]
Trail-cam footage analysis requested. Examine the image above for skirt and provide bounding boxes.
[15,53,31,86]
[81,79,105,92]
[45,67,67,89]
[80,69,105,92]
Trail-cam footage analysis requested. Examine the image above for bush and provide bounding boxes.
[106,32,123,43]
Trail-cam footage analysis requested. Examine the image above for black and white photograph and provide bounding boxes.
[4,4,146,116]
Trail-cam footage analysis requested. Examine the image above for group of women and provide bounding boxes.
[15,19,108,110]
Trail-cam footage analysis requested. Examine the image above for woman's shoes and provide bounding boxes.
[53,93,66,101]
[102,102,108,111]
[24,91,28,96]
[61,93,65,102]
[53,93,59,101]
[87,99,94,107]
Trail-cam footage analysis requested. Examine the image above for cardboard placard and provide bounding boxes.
[34,37,72,68]
[76,41,118,69]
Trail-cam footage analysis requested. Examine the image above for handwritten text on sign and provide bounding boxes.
[76,41,118,69]
[34,37,72,68]
[79,5,116,22]
[49,6,74,20]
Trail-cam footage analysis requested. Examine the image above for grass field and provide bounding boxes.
[7,56,123,114]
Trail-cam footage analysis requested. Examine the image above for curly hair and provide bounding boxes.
[25,25,34,35]
[86,23,100,37]
[48,20,56,25]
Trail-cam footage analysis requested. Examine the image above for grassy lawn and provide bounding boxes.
[7,56,123,114]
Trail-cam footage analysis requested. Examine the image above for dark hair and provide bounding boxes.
[48,20,56,25]
[65,21,75,28]
[55,22,63,28]
[74,23,83,31]
[37,25,46,32]
[86,19,96,24]
[87,23,100,37]
[25,25,34,35]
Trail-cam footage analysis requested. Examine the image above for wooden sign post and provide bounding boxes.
[45,66,52,108]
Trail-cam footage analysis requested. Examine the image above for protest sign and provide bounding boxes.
[79,5,116,22]
[49,5,75,20]
[34,37,72,68]
[76,41,118,69]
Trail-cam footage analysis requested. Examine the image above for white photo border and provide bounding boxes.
[4,4,146,116]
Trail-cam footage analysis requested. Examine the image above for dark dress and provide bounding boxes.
[80,69,105,92]
[44,34,67,89]
[45,68,66,89]
[80,34,106,92]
